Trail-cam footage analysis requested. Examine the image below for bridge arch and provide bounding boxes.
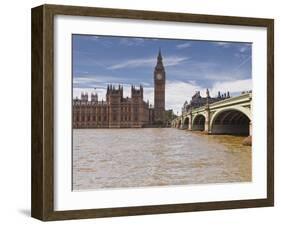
[210,107,251,135]
[192,114,205,131]
[182,117,190,129]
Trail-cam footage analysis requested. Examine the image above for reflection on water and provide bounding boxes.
[73,128,251,190]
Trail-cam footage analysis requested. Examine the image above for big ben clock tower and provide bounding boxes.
[154,49,166,123]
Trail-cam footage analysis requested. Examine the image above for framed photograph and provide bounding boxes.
[31,4,274,221]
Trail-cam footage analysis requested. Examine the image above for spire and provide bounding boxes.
[155,48,164,70]
[206,88,210,98]
[158,48,162,61]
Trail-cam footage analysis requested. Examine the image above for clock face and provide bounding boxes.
[156,73,162,80]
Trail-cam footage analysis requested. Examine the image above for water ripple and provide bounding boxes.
[73,128,251,190]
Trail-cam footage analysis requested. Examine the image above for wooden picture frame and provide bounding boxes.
[31,4,274,221]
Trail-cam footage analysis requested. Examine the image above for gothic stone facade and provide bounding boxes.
[182,90,231,114]
[73,50,166,128]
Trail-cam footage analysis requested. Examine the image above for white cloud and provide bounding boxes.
[213,42,231,48]
[107,56,189,69]
[73,74,131,86]
[164,56,190,67]
[141,81,205,115]
[235,56,252,71]
[73,77,101,84]
[210,79,252,94]
[164,79,252,114]
[165,81,203,114]
[89,36,99,41]
[119,38,145,46]
[73,78,252,116]
[176,43,191,49]
[239,46,248,53]
[108,58,154,70]
[73,80,201,115]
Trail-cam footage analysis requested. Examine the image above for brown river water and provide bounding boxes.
[73,128,251,191]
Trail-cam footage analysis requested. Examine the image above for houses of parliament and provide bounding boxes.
[73,50,166,128]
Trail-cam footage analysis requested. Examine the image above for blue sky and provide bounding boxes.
[73,34,252,114]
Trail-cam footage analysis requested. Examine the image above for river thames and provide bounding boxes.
[73,128,251,191]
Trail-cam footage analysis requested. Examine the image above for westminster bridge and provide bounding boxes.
[171,92,252,139]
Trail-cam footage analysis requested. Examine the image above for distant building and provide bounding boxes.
[182,89,230,114]
[73,50,166,128]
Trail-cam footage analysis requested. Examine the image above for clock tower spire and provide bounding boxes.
[154,49,166,124]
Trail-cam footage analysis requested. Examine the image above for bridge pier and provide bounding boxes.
[204,107,210,134]
[249,121,252,136]
[242,121,252,146]
[188,114,192,131]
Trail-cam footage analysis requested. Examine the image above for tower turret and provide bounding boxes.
[91,93,98,103]
[131,85,143,99]
[81,92,88,102]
